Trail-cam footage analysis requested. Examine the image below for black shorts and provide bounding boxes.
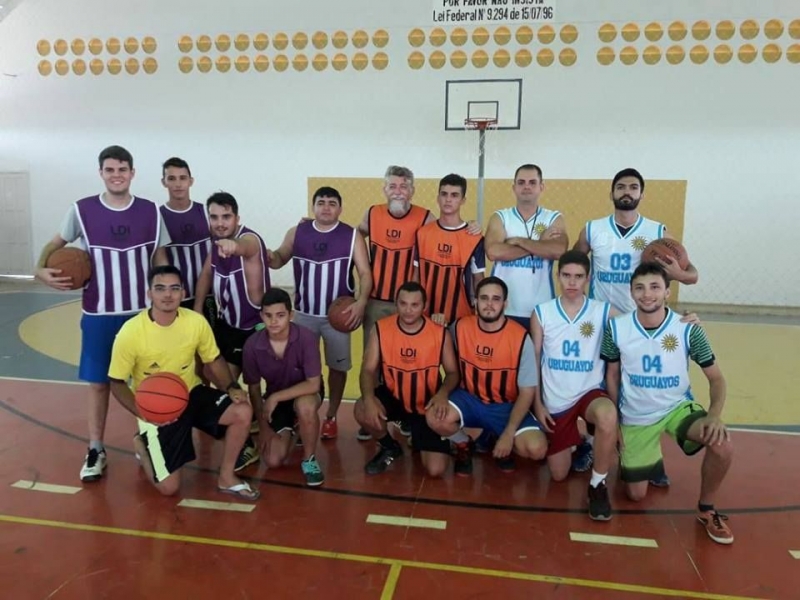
[181,296,217,329]
[266,395,322,434]
[213,319,256,368]
[140,385,232,482]
[374,385,450,455]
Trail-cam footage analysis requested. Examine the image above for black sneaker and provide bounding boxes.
[396,421,412,437]
[234,437,259,472]
[453,441,474,477]
[356,427,373,442]
[496,455,516,472]
[364,443,403,475]
[588,481,613,521]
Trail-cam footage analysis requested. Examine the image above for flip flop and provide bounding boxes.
[217,481,260,501]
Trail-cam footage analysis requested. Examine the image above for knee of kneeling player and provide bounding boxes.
[155,479,180,497]
[706,437,734,458]
[517,438,547,461]
[626,485,648,502]
[231,402,252,424]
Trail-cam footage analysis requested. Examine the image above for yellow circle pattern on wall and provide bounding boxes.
[714,44,733,64]
[274,54,289,72]
[215,34,231,52]
[274,33,289,51]
[54,39,68,55]
[790,20,800,40]
[408,51,425,69]
[690,45,709,64]
[72,58,86,75]
[90,59,104,75]
[738,43,757,64]
[254,33,269,51]
[666,45,685,64]
[643,45,661,65]
[142,36,157,54]
[373,29,389,48]
[473,27,490,45]
[493,49,510,67]
[494,26,512,45]
[37,40,51,56]
[292,54,308,72]
[644,22,663,41]
[352,30,369,48]
[451,27,468,46]
[716,20,735,40]
[352,52,369,70]
[332,31,348,49]
[235,34,250,52]
[740,19,759,40]
[762,44,782,63]
[692,20,711,41]
[560,24,578,44]
[620,46,638,65]
[197,56,212,73]
[515,48,532,67]
[430,27,447,47]
[71,38,85,56]
[598,23,616,43]
[215,55,230,73]
[254,55,270,72]
[143,57,158,74]
[331,53,347,71]
[372,52,389,70]
[124,37,139,54]
[764,19,783,40]
[55,59,68,75]
[787,44,800,63]
[537,48,554,66]
[558,47,577,66]
[429,50,446,69]
[107,58,122,75]
[668,21,687,41]
[196,35,212,52]
[293,32,308,50]
[235,55,250,72]
[538,25,555,44]
[178,57,194,73]
[178,36,193,52]
[312,31,328,50]
[472,49,489,67]
[408,28,425,47]
[621,23,639,42]
[516,25,534,44]
[450,49,468,68]
[597,46,615,65]
[38,60,52,76]
[312,53,328,71]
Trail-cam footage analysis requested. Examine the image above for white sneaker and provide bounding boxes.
[80,448,107,482]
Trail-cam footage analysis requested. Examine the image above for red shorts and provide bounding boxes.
[545,389,610,456]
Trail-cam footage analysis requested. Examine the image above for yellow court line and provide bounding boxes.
[367,514,447,530]
[790,551,800,559]
[10,480,82,495]
[177,499,256,513]
[569,532,658,548]
[0,513,767,600]
[380,563,402,600]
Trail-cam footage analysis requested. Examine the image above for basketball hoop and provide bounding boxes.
[464,117,498,131]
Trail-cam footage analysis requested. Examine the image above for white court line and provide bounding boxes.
[569,532,658,548]
[10,480,82,495]
[790,550,800,559]
[366,514,447,530]
[178,499,256,513]
[728,427,800,437]
[0,376,85,386]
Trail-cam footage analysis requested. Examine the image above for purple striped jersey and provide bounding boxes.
[159,202,210,300]
[211,225,270,330]
[75,195,160,315]
[292,220,356,316]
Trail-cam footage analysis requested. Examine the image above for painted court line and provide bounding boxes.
[0,514,767,600]
[367,514,447,530]
[380,563,402,600]
[178,499,256,513]
[0,375,85,386]
[789,550,800,559]
[570,532,658,548]
[10,480,82,495]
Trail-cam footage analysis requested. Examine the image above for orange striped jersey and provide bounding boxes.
[416,221,485,325]
[368,204,430,302]
[454,315,528,404]
[376,315,445,414]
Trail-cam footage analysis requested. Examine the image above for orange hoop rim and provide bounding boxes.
[464,117,498,130]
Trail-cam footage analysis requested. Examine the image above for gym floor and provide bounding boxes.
[1,281,799,599]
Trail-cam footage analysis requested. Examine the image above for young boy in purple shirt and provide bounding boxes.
[242,288,324,486]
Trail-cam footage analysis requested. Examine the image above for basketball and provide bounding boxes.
[135,373,190,425]
[327,296,357,333]
[46,247,92,290]
[641,238,690,270]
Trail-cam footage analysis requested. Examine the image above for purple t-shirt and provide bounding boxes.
[242,323,322,393]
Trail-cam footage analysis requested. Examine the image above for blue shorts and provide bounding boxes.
[449,388,539,436]
[79,313,134,383]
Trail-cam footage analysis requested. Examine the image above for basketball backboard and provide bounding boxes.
[444,79,522,131]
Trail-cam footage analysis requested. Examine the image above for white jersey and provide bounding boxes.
[535,296,610,414]
[491,206,561,318]
[609,309,694,426]
[587,215,666,313]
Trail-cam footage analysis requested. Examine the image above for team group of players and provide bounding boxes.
[35,146,735,545]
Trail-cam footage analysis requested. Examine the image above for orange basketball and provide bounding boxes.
[135,373,189,424]
[641,238,690,270]
[46,247,92,290]
[327,296,357,333]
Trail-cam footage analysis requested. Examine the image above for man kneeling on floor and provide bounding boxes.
[354,281,460,476]
[243,288,325,487]
[109,265,258,500]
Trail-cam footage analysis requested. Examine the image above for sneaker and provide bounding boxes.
[364,443,403,475]
[234,438,259,472]
[321,418,338,440]
[453,441,474,477]
[496,455,516,473]
[571,441,594,473]
[396,421,412,437]
[588,481,613,521]
[697,510,734,545]
[650,472,671,487]
[80,448,107,482]
[301,455,325,487]
[356,427,372,442]
[474,430,496,454]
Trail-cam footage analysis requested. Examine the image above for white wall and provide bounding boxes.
[1,0,798,305]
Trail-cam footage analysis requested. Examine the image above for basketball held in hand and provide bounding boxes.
[641,239,690,270]
[327,296,357,333]
[46,247,92,290]
[135,373,190,425]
